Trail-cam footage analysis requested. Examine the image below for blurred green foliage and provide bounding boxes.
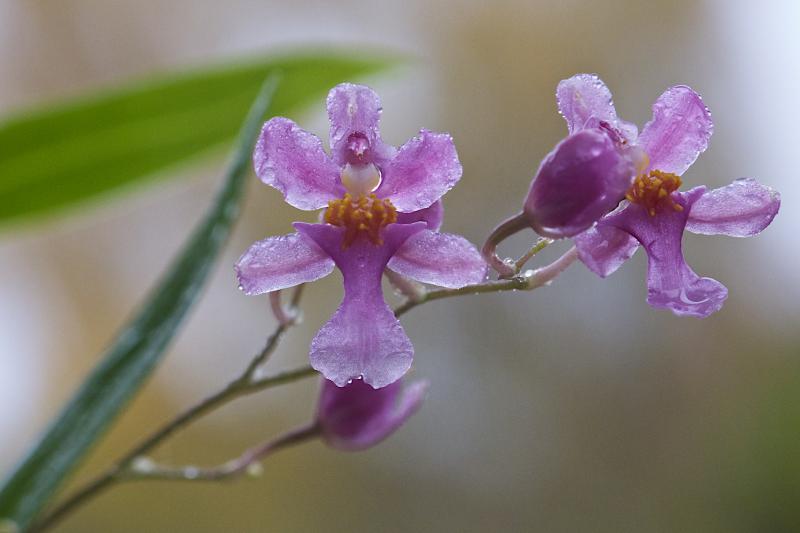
[0,52,389,229]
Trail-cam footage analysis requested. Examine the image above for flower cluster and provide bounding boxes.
[237,78,779,450]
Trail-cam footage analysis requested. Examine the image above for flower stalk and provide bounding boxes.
[33,245,578,532]
[514,238,553,273]
[268,285,303,327]
[122,424,321,482]
[481,212,530,278]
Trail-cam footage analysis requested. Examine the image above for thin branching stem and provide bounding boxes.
[394,245,577,317]
[514,238,553,274]
[33,287,311,532]
[121,423,320,482]
[480,211,529,277]
[34,247,579,531]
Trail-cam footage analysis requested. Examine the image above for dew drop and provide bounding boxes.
[246,463,264,478]
[131,456,156,474]
[252,366,267,381]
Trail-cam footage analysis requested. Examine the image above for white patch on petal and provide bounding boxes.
[341,163,382,195]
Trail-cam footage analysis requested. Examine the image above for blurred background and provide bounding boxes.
[1,0,799,531]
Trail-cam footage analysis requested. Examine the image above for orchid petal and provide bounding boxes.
[318,378,427,451]
[574,221,640,278]
[638,86,713,176]
[556,73,620,134]
[295,222,426,388]
[686,178,780,237]
[254,117,342,210]
[615,120,640,144]
[602,187,727,317]
[388,229,487,288]
[377,129,462,213]
[327,83,395,167]
[396,200,444,231]
[235,232,334,295]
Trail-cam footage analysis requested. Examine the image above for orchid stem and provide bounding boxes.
[481,211,530,278]
[269,284,304,327]
[32,288,313,532]
[122,424,320,482]
[515,238,553,273]
[242,284,304,379]
[34,248,579,531]
[395,246,578,317]
[527,246,578,289]
[384,269,426,302]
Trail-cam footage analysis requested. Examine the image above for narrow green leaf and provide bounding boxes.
[0,52,390,228]
[0,52,392,530]
[0,75,278,531]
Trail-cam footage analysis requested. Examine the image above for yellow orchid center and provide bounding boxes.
[625,169,683,217]
[324,193,397,248]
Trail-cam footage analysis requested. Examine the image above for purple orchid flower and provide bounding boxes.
[236,83,487,388]
[317,377,427,451]
[557,74,780,317]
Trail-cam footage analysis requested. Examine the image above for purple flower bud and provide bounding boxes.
[317,378,427,451]
[522,129,641,239]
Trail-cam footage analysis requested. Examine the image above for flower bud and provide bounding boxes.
[523,129,642,238]
[316,378,427,451]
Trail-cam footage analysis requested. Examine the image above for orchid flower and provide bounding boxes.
[557,74,780,317]
[236,84,487,388]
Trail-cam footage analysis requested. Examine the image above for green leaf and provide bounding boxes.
[0,53,393,530]
[0,52,391,229]
[0,76,278,532]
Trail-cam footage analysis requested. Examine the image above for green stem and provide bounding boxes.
[34,246,579,532]
[394,245,577,317]
[30,364,315,533]
[122,423,320,482]
[394,276,529,317]
[481,211,530,278]
[32,286,310,533]
[514,237,553,273]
